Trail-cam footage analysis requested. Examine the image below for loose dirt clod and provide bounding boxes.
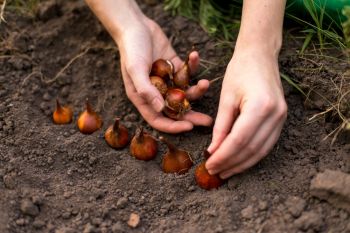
[20,199,39,217]
[294,211,323,231]
[310,169,350,212]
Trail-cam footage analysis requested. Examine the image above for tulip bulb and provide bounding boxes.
[130,127,158,161]
[173,55,190,89]
[160,136,193,174]
[163,88,191,119]
[150,75,168,96]
[77,100,102,134]
[195,150,224,190]
[150,59,174,80]
[53,99,73,124]
[104,118,129,149]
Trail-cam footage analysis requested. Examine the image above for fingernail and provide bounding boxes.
[207,169,216,175]
[152,97,164,112]
[205,162,215,174]
[219,173,228,179]
[207,144,214,153]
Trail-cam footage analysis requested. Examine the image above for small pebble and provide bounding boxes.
[127,213,140,228]
[241,205,254,219]
[116,197,128,209]
[83,223,95,233]
[33,219,45,229]
[285,196,306,218]
[258,200,268,211]
[43,92,51,101]
[16,218,26,226]
[61,211,71,219]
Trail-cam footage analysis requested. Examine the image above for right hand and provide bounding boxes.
[116,14,213,133]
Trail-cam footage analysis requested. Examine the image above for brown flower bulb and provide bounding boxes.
[53,99,73,124]
[77,100,102,134]
[104,118,129,149]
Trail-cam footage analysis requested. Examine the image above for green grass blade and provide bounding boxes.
[280,73,306,96]
[300,32,314,54]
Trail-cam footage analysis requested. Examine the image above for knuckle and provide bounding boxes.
[277,101,288,120]
[213,126,230,140]
[137,87,151,99]
[259,96,276,113]
[231,135,247,148]
[245,143,259,155]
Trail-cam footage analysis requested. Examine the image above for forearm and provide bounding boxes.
[235,0,286,57]
[84,0,144,41]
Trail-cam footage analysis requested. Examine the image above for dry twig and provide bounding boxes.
[209,76,223,84]
[43,47,91,84]
[20,47,91,88]
[0,0,7,24]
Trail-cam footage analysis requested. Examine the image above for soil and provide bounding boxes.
[1,1,350,233]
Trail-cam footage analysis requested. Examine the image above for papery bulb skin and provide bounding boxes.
[77,100,102,134]
[105,118,129,149]
[53,99,73,124]
[160,136,193,174]
[130,127,158,161]
[165,88,190,113]
[150,59,174,80]
[195,150,224,190]
[173,56,190,89]
[163,106,181,120]
[150,76,168,96]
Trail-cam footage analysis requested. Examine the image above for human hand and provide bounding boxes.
[205,48,287,179]
[116,15,212,133]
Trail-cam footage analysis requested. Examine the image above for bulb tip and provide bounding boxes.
[56,98,60,107]
[203,150,211,160]
[85,100,93,112]
[113,117,120,131]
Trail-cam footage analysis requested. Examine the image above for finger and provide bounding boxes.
[130,94,194,133]
[182,110,213,127]
[206,101,270,174]
[126,64,164,112]
[207,91,239,155]
[171,51,200,74]
[186,79,209,101]
[188,51,200,75]
[207,111,282,175]
[219,126,282,179]
[147,115,194,133]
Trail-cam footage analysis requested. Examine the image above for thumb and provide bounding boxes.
[127,65,165,112]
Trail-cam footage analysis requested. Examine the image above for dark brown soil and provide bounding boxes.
[1,1,349,233]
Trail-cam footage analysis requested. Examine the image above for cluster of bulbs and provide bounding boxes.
[52,55,224,190]
[150,55,191,120]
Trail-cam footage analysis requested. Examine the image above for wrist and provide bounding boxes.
[234,32,282,60]
[85,0,146,42]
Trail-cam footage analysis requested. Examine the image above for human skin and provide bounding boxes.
[85,0,287,178]
[206,0,287,178]
[85,0,212,134]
